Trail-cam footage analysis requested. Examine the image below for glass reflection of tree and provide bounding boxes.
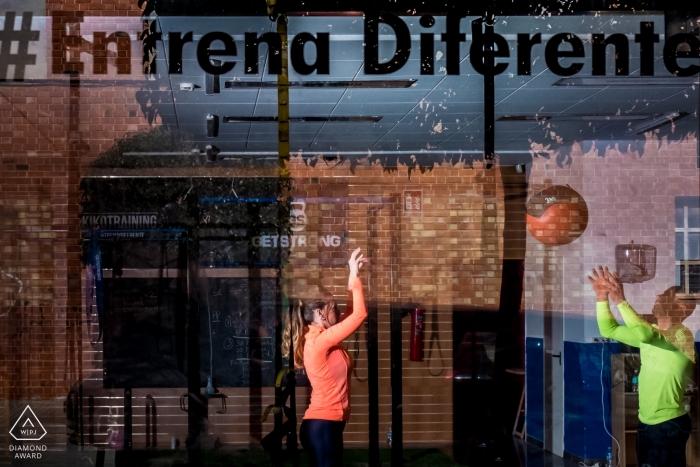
[523,113,696,168]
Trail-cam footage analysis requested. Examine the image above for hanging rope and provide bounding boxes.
[426,306,446,377]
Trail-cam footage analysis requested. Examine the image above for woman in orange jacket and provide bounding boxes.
[283,247,368,467]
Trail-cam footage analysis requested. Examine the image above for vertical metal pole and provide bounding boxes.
[277,15,290,179]
[483,18,495,169]
[79,377,84,446]
[388,195,403,466]
[89,395,95,445]
[287,302,298,457]
[146,396,151,448]
[273,298,283,465]
[495,167,527,433]
[187,232,204,467]
[368,301,379,466]
[367,207,380,466]
[271,16,290,465]
[390,304,403,467]
[272,276,283,465]
[124,388,132,451]
[66,70,86,449]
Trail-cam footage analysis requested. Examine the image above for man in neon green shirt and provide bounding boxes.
[589,266,696,467]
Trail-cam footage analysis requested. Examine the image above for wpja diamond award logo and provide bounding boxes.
[9,405,48,459]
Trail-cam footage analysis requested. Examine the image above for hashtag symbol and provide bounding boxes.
[0,12,40,80]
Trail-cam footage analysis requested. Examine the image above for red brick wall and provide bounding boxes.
[282,160,507,445]
[0,1,151,427]
[47,0,141,16]
[1,1,148,456]
[2,68,698,449]
[0,85,151,403]
[1,0,697,450]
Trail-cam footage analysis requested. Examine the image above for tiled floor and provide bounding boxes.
[3,445,589,467]
[449,437,585,467]
[511,438,588,467]
[2,443,591,467]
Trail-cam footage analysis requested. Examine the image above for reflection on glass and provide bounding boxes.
[676,232,684,261]
[676,205,685,228]
[454,331,496,381]
[689,207,700,229]
[690,233,700,261]
[200,240,249,266]
[680,265,700,295]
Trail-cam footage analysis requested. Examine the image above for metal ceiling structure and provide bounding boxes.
[153,0,700,16]
[149,13,699,164]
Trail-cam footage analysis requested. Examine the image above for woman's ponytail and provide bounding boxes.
[282,297,335,369]
[282,299,307,369]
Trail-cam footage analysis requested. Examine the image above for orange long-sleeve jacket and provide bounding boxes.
[302,276,367,423]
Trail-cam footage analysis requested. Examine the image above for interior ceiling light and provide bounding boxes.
[498,112,690,134]
[225,79,416,89]
[497,115,552,121]
[223,116,381,122]
[627,111,688,134]
[498,114,658,122]
[554,77,699,87]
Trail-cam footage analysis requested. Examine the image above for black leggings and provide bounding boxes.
[300,419,346,467]
[637,414,691,467]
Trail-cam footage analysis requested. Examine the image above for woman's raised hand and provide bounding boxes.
[347,248,369,286]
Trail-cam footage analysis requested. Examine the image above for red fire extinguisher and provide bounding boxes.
[409,305,425,362]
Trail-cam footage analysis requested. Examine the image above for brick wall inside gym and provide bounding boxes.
[2,0,700,456]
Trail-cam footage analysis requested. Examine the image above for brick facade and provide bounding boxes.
[525,137,700,339]
[1,0,699,455]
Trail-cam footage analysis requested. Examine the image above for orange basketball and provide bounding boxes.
[526,186,589,246]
